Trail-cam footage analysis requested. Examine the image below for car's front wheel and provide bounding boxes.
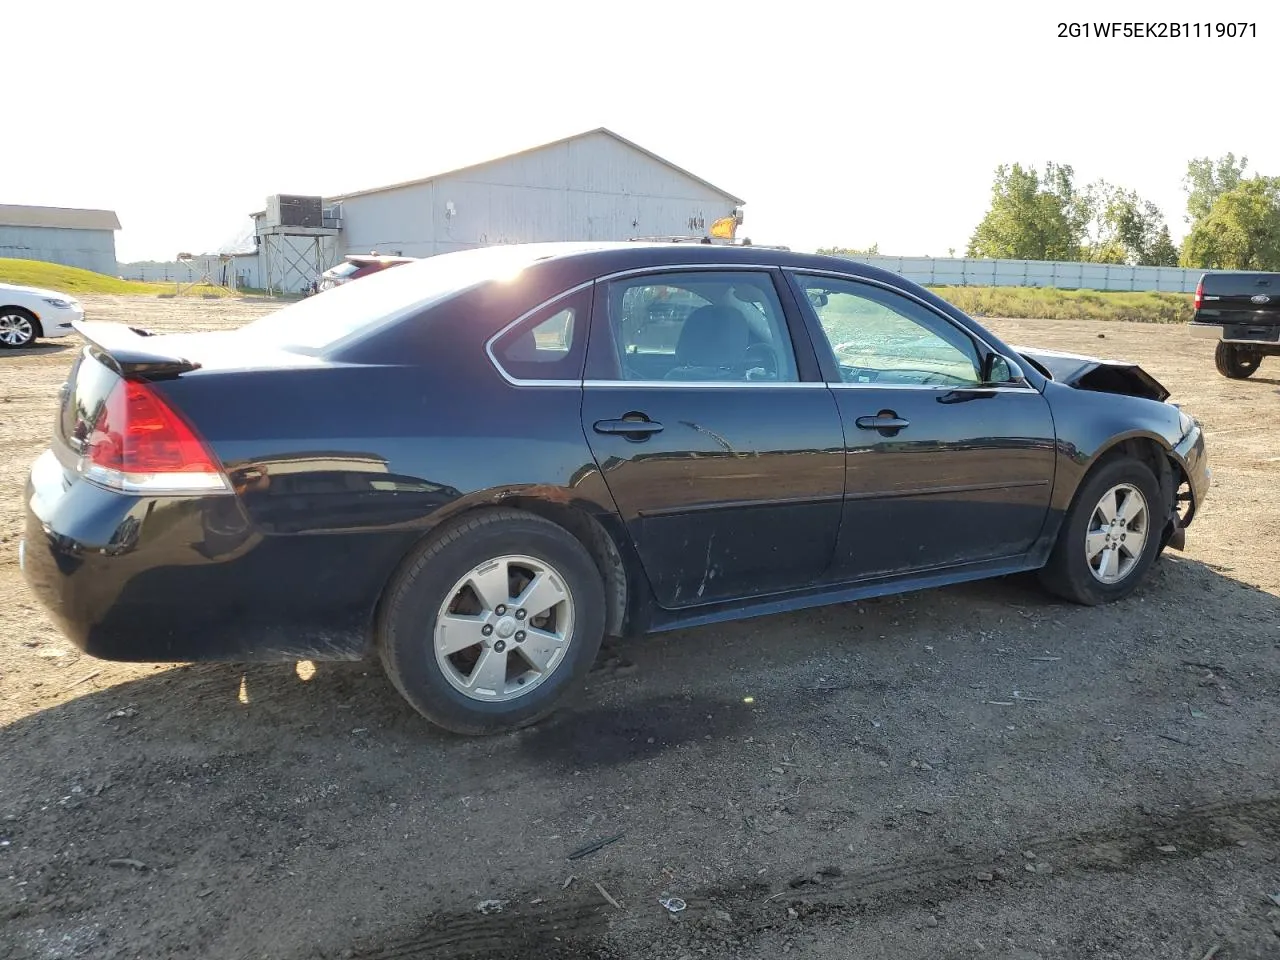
[0,308,37,348]
[1214,342,1261,379]
[1038,457,1164,606]
[377,510,606,735]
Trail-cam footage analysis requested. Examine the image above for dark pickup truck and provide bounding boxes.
[1189,272,1280,378]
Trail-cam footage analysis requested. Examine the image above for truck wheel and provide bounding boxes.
[1038,457,1164,606]
[1214,342,1260,379]
[377,509,606,735]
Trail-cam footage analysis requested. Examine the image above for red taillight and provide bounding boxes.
[1193,279,1203,311]
[83,379,229,493]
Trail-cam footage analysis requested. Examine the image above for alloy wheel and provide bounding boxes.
[0,313,34,347]
[1085,482,1149,584]
[433,554,576,702]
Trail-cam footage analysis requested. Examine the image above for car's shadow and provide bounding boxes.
[3,554,1278,959]
[3,553,1274,752]
[1,341,74,358]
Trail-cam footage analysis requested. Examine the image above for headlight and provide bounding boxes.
[43,297,73,309]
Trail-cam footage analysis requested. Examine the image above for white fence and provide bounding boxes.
[836,255,1232,294]
[117,251,1236,296]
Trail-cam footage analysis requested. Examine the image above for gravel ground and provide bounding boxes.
[1,295,1278,960]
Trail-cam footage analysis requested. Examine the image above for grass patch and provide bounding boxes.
[929,286,1193,324]
[0,258,237,298]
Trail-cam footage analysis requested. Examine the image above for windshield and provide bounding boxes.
[241,245,559,353]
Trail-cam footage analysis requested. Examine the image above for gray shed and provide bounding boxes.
[0,204,121,276]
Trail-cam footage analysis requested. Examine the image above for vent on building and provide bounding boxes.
[264,195,323,229]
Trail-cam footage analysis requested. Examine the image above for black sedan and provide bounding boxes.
[20,242,1210,734]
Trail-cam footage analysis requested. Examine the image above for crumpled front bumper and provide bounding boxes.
[1166,421,1210,550]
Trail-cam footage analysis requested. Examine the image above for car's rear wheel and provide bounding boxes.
[377,509,606,735]
[0,308,37,348]
[1214,342,1261,379]
[1038,457,1164,606]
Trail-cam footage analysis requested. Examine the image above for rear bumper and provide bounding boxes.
[1190,321,1280,347]
[19,450,410,663]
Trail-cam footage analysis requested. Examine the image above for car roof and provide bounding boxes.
[457,240,912,289]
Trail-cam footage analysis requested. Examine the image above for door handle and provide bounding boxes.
[593,417,664,437]
[855,413,910,431]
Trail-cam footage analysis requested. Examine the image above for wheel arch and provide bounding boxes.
[1074,431,1179,533]
[373,491,635,642]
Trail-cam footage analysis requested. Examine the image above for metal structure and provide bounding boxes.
[256,196,340,295]
[172,253,231,296]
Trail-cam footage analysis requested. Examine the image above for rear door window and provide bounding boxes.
[599,271,799,383]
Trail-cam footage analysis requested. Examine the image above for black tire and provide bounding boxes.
[1038,456,1164,606]
[1214,342,1260,379]
[0,307,38,349]
[377,509,606,735]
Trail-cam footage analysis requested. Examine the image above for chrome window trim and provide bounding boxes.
[826,383,1038,393]
[485,280,595,387]
[484,263,1037,392]
[582,380,827,389]
[597,263,776,282]
[784,268,1036,391]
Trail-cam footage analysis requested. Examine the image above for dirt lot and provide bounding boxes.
[2,295,1278,960]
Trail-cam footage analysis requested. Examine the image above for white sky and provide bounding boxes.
[7,0,1275,262]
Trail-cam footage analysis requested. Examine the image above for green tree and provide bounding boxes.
[1180,177,1280,270]
[1081,181,1180,266]
[1183,154,1248,224]
[966,163,1085,261]
[1148,226,1180,267]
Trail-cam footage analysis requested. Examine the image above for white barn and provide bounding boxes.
[247,128,746,292]
[0,204,121,276]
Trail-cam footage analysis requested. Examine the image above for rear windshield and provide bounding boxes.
[325,261,364,279]
[242,245,559,353]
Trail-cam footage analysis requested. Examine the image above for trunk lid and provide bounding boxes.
[58,323,326,449]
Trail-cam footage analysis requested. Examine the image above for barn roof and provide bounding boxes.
[0,204,121,231]
[325,128,746,206]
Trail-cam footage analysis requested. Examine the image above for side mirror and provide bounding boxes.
[983,353,1026,385]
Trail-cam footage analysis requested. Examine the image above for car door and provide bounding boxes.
[786,271,1056,582]
[580,267,846,608]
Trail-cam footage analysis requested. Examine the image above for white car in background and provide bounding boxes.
[0,282,84,348]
